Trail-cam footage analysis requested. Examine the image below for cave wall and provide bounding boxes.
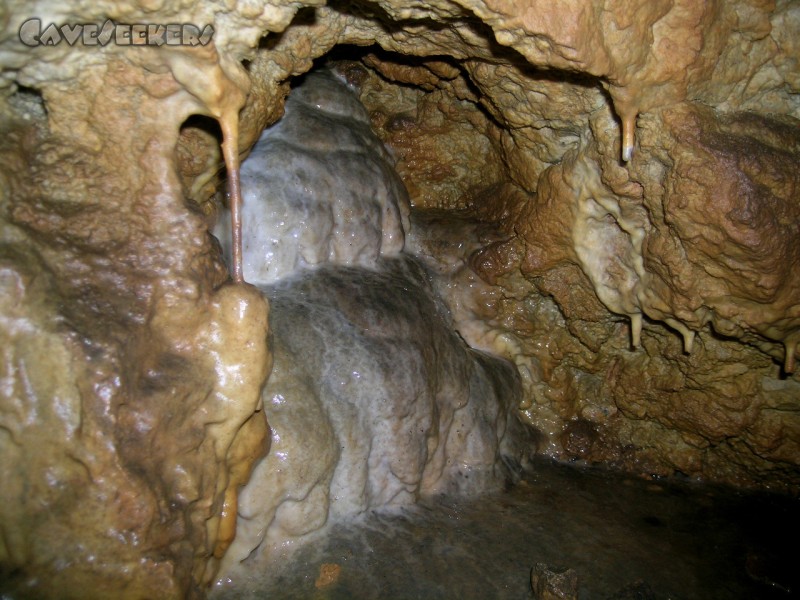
[353,43,800,489]
[0,0,798,597]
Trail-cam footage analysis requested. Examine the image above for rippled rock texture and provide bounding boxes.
[0,29,271,600]
[217,257,531,582]
[356,28,800,489]
[214,70,409,283]
[1,0,799,597]
[213,71,530,581]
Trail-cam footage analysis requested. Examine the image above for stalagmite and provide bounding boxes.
[163,45,265,579]
[212,70,532,581]
[213,70,409,284]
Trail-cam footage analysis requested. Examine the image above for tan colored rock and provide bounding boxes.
[0,0,799,596]
[1,2,279,595]
[358,53,507,210]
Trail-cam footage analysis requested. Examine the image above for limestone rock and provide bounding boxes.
[0,0,799,597]
[214,70,409,284]
[219,257,532,578]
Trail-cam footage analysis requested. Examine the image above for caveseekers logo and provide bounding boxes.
[19,18,214,47]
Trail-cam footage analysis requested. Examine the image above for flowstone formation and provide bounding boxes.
[350,10,800,489]
[0,8,276,597]
[214,70,409,283]
[213,71,531,584]
[0,0,799,597]
[220,257,531,580]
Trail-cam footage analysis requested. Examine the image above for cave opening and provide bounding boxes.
[7,85,47,121]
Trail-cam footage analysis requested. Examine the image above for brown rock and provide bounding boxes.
[531,563,578,600]
[1,0,799,596]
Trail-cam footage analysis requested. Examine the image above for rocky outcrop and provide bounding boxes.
[349,4,800,490]
[211,73,530,580]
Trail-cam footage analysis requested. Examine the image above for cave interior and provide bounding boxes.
[0,0,799,598]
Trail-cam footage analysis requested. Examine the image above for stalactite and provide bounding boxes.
[219,114,244,283]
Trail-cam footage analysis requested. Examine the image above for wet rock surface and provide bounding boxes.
[0,0,798,596]
[355,52,800,490]
[212,68,533,580]
[404,206,800,491]
[214,70,409,284]
[217,257,533,580]
[211,458,800,600]
[0,40,271,599]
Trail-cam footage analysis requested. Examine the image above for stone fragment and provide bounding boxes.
[531,563,578,600]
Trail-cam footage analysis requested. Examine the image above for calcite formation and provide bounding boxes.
[0,0,798,597]
[214,70,409,284]
[213,72,531,582]
[220,256,531,581]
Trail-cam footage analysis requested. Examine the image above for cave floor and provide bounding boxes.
[213,458,798,600]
